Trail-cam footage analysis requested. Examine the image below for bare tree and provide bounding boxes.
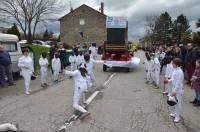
[0,0,64,42]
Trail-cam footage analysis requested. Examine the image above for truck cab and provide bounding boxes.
[0,33,22,73]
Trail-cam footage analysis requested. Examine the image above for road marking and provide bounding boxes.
[57,73,116,132]
[84,91,100,105]
[103,73,116,87]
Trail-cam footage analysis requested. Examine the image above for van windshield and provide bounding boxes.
[0,42,18,52]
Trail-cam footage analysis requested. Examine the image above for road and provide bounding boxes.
[0,51,200,132]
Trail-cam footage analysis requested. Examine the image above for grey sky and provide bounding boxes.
[54,0,200,42]
[1,0,200,42]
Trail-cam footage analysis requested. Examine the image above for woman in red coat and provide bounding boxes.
[191,59,200,106]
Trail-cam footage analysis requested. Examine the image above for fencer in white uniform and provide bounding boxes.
[69,53,77,71]
[144,52,151,83]
[164,61,174,95]
[153,56,161,88]
[39,52,49,86]
[65,63,91,117]
[84,54,103,84]
[76,52,85,66]
[168,58,184,123]
[89,45,97,60]
[18,49,34,95]
[52,53,61,83]
[147,54,154,84]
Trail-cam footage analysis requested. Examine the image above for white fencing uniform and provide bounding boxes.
[52,57,61,81]
[153,57,161,86]
[69,55,76,71]
[85,59,103,83]
[89,46,97,60]
[76,55,84,68]
[39,57,49,84]
[149,59,155,83]
[65,70,89,113]
[145,60,152,82]
[165,62,174,95]
[171,67,184,121]
[18,55,34,94]
[0,123,17,131]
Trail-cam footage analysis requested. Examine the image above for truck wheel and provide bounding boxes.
[125,68,130,72]
[103,64,107,72]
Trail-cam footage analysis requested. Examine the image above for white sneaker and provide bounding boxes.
[170,113,175,118]
[163,91,168,94]
[25,91,30,95]
[174,117,180,123]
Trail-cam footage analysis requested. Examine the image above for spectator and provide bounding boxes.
[184,43,197,85]
[162,47,174,70]
[58,44,67,71]
[196,47,200,60]
[49,43,58,73]
[73,45,79,56]
[174,46,182,59]
[179,44,187,71]
[190,59,200,106]
[0,45,15,88]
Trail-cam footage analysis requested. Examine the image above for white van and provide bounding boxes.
[0,33,22,73]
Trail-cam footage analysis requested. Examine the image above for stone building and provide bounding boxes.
[59,4,107,47]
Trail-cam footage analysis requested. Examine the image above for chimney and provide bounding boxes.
[100,2,104,14]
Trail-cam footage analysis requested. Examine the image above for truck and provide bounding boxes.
[102,17,137,72]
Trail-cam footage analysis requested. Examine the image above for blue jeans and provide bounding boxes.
[196,91,200,101]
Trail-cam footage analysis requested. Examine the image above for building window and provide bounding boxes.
[79,19,85,25]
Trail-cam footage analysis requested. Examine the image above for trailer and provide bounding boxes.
[102,17,140,72]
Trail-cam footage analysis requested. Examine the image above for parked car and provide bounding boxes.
[33,40,50,48]
[18,40,28,45]
[0,33,22,73]
[45,41,57,46]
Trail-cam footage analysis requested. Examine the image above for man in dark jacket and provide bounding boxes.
[184,43,197,84]
[0,45,14,87]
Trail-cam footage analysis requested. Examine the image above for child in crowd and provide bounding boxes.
[52,52,61,83]
[84,54,96,84]
[65,63,91,119]
[84,54,104,85]
[168,58,184,123]
[69,52,77,72]
[144,52,151,83]
[163,59,174,96]
[190,59,200,106]
[18,48,34,95]
[89,44,97,60]
[153,54,161,89]
[76,52,85,68]
[149,53,155,84]
[39,52,49,87]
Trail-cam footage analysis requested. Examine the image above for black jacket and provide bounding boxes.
[0,51,11,66]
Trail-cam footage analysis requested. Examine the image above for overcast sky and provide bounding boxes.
[1,0,200,42]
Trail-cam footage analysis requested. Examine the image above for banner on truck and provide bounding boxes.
[106,17,127,28]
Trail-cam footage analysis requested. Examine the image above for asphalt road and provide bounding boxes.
[0,51,200,132]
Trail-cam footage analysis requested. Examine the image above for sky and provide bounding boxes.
[1,0,200,42]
